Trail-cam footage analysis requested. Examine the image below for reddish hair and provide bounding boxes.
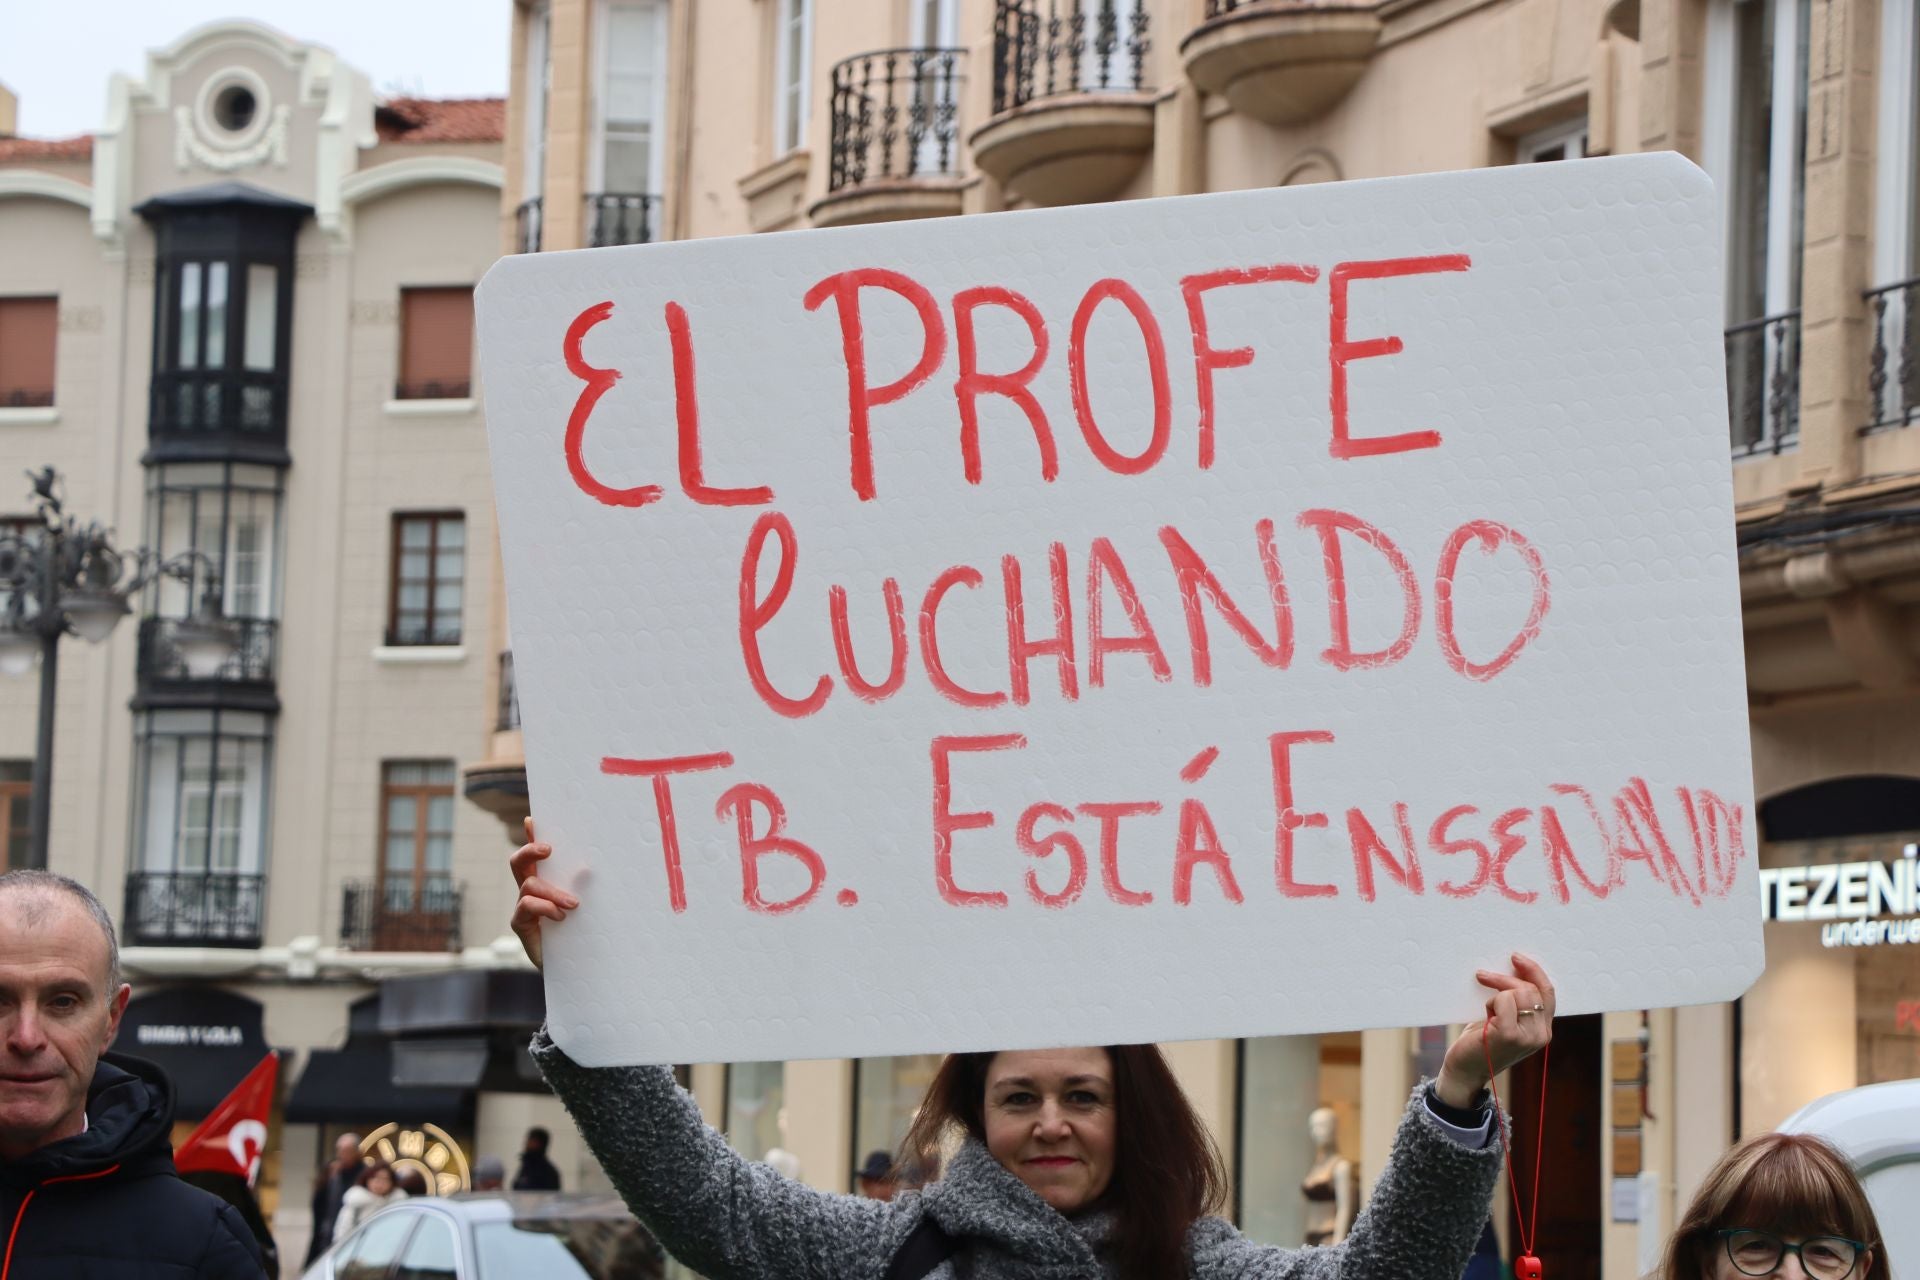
[902,1045,1226,1280]
[1661,1133,1887,1280]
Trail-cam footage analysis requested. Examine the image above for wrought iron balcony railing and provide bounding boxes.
[136,616,277,689]
[148,369,288,460]
[124,871,265,948]
[340,877,464,952]
[515,197,544,254]
[1726,310,1800,458]
[3,388,54,408]
[1865,277,1920,433]
[587,193,663,248]
[828,48,967,193]
[991,0,1151,115]
[498,649,520,731]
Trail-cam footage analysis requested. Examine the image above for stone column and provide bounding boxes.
[544,0,594,253]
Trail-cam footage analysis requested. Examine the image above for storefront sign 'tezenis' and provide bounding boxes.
[1759,846,1920,947]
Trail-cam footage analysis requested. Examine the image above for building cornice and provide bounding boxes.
[339,156,505,208]
[0,170,93,208]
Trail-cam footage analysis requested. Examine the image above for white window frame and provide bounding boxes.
[772,0,813,156]
[1703,0,1809,325]
[524,0,552,201]
[908,0,959,46]
[1518,118,1590,163]
[1873,0,1919,285]
[591,0,670,196]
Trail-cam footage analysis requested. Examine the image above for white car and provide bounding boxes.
[1780,1080,1920,1280]
[302,1191,669,1280]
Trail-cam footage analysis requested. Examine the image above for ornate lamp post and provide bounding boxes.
[0,468,240,869]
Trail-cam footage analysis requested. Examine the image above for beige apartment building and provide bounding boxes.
[0,19,611,1264]
[487,0,1919,1275]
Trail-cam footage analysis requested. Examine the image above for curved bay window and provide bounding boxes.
[135,462,283,705]
[126,708,273,947]
[136,183,308,463]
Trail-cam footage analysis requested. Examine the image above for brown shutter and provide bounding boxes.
[398,287,475,398]
[0,297,58,407]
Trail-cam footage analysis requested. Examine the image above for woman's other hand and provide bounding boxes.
[510,816,579,971]
[1434,953,1556,1108]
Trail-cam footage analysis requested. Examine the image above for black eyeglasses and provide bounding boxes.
[1717,1230,1867,1280]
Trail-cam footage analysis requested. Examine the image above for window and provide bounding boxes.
[773,0,812,155]
[0,297,57,408]
[396,288,475,400]
[525,1,552,202]
[854,1054,943,1180]
[380,761,457,912]
[1519,118,1589,163]
[153,253,285,435]
[147,464,284,622]
[394,1211,457,1280]
[599,0,668,196]
[724,1062,786,1161]
[336,1210,419,1280]
[136,716,270,878]
[388,513,465,646]
[0,762,30,873]
[1235,1033,1362,1246]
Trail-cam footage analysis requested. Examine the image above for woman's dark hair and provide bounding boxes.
[1661,1133,1888,1280]
[901,1045,1227,1280]
[355,1159,396,1191]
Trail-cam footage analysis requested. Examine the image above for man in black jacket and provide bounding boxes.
[0,870,265,1278]
[511,1125,563,1190]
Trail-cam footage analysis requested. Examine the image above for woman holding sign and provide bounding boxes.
[510,820,1553,1280]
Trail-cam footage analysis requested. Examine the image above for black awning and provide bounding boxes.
[284,1045,470,1129]
[116,986,272,1120]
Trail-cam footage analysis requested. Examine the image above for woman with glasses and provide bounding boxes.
[1659,1132,1888,1280]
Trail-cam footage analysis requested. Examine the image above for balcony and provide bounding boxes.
[811,48,968,229]
[1865,277,1920,434]
[340,878,464,953]
[970,0,1156,207]
[147,369,289,466]
[587,193,663,247]
[1726,310,1800,458]
[497,649,520,731]
[133,616,279,713]
[123,871,265,948]
[515,197,543,254]
[1181,0,1381,127]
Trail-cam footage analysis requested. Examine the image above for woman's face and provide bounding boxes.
[982,1047,1117,1215]
[1707,1231,1873,1280]
[369,1169,394,1196]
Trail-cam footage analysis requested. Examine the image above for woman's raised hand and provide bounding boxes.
[1434,953,1556,1109]
[510,816,579,971]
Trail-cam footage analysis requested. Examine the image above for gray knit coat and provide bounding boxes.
[530,1030,1504,1280]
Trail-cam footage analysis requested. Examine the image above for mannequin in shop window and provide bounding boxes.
[1302,1107,1357,1246]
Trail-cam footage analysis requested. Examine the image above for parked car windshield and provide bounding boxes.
[473,1216,664,1280]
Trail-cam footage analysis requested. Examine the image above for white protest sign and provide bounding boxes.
[478,153,1762,1068]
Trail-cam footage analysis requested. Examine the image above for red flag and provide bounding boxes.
[174,1052,279,1187]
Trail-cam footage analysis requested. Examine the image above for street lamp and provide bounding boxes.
[0,467,242,869]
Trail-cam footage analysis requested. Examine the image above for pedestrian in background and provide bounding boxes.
[472,1154,507,1191]
[1656,1133,1888,1280]
[305,1132,364,1265]
[856,1150,898,1201]
[334,1160,406,1239]
[513,1125,563,1190]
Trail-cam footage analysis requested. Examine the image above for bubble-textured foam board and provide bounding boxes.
[477,153,1761,1067]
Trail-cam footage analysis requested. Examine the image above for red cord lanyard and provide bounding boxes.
[1484,1020,1550,1280]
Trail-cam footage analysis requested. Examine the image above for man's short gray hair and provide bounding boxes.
[0,870,123,992]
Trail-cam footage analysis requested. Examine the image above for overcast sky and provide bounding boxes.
[3,2,510,139]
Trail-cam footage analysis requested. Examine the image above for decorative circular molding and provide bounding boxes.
[195,65,273,151]
[1280,147,1343,186]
